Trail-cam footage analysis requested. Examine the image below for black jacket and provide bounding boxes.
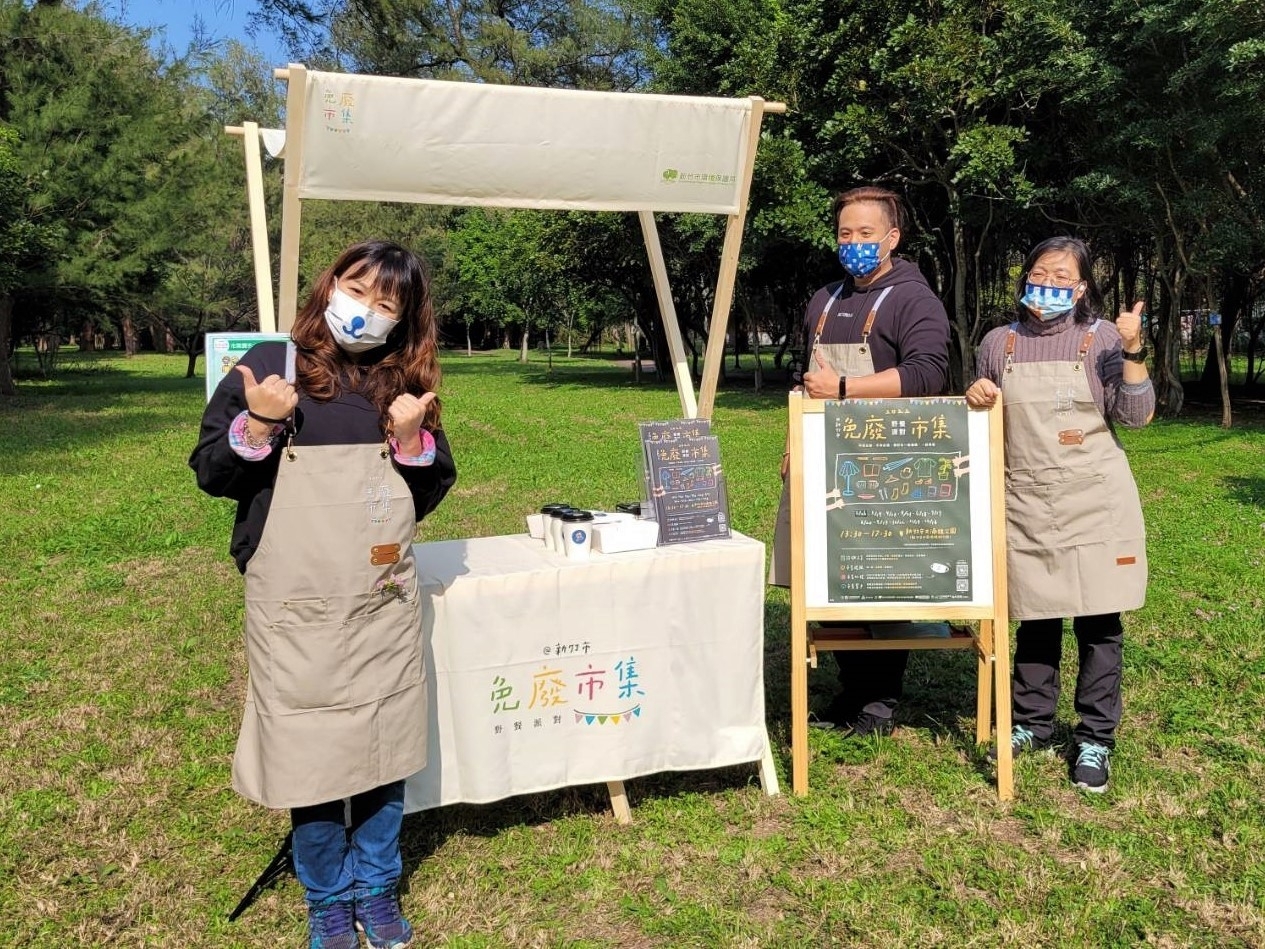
[797,258,951,397]
[189,341,457,572]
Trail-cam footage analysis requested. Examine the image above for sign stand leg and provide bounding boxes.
[606,781,632,824]
[228,831,293,922]
[757,737,781,796]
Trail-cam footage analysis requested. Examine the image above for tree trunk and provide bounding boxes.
[120,313,139,356]
[948,213,971,393]
[186,346,198,379]
[0,295,15,396]
[1212,317,1231,428]
[1200,271,1248,388]
[1153,240,1186,416]
[519,324,529,363]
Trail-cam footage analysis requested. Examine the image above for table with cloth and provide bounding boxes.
[402,531,777,813]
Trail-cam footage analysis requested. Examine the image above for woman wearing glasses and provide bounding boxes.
[965,236,1153,794]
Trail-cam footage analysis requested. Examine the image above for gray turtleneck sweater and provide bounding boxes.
[974,312,1155,427]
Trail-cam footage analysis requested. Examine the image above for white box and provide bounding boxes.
[527,509,632,539]
[592,519,659,553]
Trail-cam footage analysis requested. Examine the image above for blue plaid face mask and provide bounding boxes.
[838,234,893,278]
[1021,282,1080,320]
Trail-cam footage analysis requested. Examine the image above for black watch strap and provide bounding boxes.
[838,376,847,400]
[1121,347,1148,363]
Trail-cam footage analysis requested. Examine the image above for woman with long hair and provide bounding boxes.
[191,239,456,947]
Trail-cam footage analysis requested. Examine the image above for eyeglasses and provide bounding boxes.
[1027,270,1081,289]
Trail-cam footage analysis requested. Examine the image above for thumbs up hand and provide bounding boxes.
[235,363,298,421]
[1118,301,1145,352]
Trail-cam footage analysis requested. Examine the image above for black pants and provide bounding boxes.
[1013,613,1123,748]
[834,648,910,719]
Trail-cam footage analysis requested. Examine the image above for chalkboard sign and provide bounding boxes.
[823,399,973,603]
[638,420,731,545]
[792,396,999,613]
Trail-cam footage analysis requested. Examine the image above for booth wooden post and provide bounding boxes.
[275,64,307,332]
[697,97,775,420]
[639,210,699,419]
[228,122,278,333]
[787,395,1013,800]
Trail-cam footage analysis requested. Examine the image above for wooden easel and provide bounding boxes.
[787,393,1014,800]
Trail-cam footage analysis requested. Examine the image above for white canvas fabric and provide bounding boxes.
[402,532,768,811]
[259,128,286,159]
[297,70,752,214]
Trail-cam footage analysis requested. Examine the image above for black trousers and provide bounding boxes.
[834,648,910,719]
[1013,613,1123,748]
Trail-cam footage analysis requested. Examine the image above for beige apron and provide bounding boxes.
[233,439,428,809]
[1000,321,1147,620]
[769,285,893,587]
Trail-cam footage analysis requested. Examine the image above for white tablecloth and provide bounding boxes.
[403,532,769,811]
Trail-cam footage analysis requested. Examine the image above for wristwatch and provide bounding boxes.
[838,376,848,400]
[1121,347,1148,363]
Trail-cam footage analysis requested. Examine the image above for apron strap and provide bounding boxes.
[1075,319,1101,371]
[858,286,895,354]
[1005,319,1101,372]
[809,283,849,355]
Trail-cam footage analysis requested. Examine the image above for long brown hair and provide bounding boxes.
[290,240,442,429]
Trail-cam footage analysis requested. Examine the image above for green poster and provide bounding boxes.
[823,398,972,603]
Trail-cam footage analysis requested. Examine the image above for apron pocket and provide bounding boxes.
[1047,471,1111,547]
[1008,468,1111,551]
[346,599,423,705]
[268,619,352,710]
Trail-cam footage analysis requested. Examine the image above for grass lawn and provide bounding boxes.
[1,349,1263,947]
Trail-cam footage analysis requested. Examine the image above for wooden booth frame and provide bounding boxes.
[786,392,1015,800]
[226,67,788,821]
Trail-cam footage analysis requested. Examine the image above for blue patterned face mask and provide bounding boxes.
[1021,282,1080,320]
[838,233,893,278]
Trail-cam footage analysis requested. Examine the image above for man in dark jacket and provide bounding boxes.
[773,185,951,735]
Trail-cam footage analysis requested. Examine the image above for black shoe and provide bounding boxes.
[844,710,894,738]
[809,694,861,731]
[1071,742,1110,793]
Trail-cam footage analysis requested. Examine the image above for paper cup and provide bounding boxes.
[562,510,595,561]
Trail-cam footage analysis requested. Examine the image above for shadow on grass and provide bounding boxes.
[440,350,792,411]
[1223,476,1265,507]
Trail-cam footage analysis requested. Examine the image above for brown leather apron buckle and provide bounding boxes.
[1057,429,1084,445]
[370,543,401,565]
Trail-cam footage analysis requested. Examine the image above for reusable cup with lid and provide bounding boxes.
[530,502,570,542]
[562,510,595,561]
[547,507,575,553]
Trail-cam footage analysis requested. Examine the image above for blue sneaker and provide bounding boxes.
[357,888,414,948]
[1072,742,1111,793]
[307,897,358,949]
[987,724,1052,762]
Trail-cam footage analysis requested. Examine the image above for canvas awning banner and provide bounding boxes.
[296,70,751,214]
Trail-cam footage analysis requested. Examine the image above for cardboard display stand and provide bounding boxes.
[786,392,1014,800]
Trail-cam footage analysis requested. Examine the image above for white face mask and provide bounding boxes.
[323,282,399,353]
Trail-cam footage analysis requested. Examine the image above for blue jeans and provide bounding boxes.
[291,780,405,905]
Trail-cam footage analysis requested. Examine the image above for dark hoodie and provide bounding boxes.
[796,257,950,397]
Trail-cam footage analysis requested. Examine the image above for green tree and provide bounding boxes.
[0,0,205,372]
[0,122,53,394]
